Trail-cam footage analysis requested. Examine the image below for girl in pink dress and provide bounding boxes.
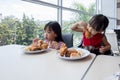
[71,14,112,55]
[33,21,65,50]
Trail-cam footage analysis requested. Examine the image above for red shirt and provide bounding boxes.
[82,32,103,48]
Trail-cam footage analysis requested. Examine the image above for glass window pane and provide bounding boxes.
[107,18,116,29]
[38,0,57,5]
[0,0,57,46]
[63,0,96,14]
[62,10,92,46]
[0,0,57,21]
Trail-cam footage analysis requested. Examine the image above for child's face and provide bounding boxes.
[44,27,57,41]
[87,24,103,35]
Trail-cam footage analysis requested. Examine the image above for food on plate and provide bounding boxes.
[65,49,77,57]
[59,44,83,58]
[65,50,71,57]
[85,30,91,38]
[68,48,78,53]
[70,52,80,58]
[24,39,48,51]
[24,46,32,51]
[41,43,48,49]
[59,44,67,56]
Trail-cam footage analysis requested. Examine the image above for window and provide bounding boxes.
[0,0,96,46]
[63,0,96,13]
[0,0,57,45]
[38,0,57,5]
[97,0,117,29]
[62,10,92,45]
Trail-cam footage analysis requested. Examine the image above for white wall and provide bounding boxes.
[97,0,117,29]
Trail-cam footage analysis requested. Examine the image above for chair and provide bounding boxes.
[105,30,120,56]
[114,29,120,46]
[62,33,73,48]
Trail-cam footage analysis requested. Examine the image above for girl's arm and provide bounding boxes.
[99,36,111,53]
[71,21,87,32]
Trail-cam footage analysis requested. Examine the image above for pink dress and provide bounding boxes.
[44,40,64,49]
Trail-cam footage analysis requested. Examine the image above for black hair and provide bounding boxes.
[89,14,109,32]
[44,21,64,42]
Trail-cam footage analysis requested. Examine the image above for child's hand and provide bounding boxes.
[49,41,59,49]
[71,21,87,32]
[33,38,39,43]
[32,38,39,46]
[99,46,107,53]
[76,21,87,27]
[78,21,88,31]
[80,21,87,27]
[52,41,59,49]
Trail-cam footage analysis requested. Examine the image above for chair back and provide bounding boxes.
[62,33,73,48]
[105,30,120,55]
[114,29,120,41]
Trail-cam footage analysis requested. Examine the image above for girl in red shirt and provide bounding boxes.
[71,14,111,55]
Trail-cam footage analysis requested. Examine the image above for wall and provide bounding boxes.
[97,0,117,29]
[117,0,120,28]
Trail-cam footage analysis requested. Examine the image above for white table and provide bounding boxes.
[0,45,96,80]
[83,55,120,80]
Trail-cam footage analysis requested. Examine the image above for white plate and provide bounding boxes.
[23,47,48,54]
[57,48,90,60]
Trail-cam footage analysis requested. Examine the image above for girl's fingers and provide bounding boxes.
[49,41,52,45]
[51,41,59,49]
[33,38,39,43]
[48,41,53,48]
[99,47,106,53]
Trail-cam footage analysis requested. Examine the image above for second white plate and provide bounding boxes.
[57,48,90,60]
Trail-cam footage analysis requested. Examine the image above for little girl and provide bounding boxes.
[33,21,65,50]
[71,14,111,55]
